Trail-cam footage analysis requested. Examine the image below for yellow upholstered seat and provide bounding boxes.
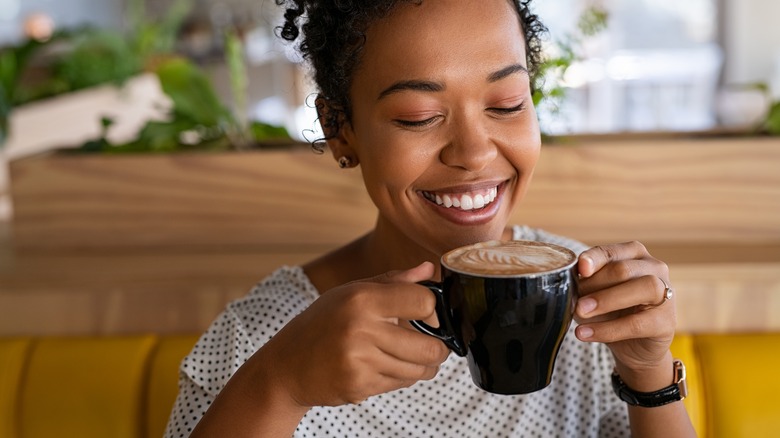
[146,335,199,438]
[2,332,778,437]
[18,336,156,438]
[670,334,706,437]
[0,338,33,437]
[695,333,780,438]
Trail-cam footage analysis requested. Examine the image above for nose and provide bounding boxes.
[438,117,497,172]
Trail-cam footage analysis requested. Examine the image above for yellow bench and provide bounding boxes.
[1,333,779,437]
[0,335,198,438]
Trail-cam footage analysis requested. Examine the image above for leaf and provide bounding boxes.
[53,29,141,90]
[764,101,780,136]
[155,58,231,126]
[249,121,290,141]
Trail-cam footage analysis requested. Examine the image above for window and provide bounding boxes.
[535,0,722,134]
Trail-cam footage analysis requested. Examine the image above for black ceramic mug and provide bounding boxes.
[411,240,578,395]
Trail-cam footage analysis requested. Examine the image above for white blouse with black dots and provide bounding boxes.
[165,226,630,437]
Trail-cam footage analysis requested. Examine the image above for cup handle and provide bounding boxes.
[410,281,468,357]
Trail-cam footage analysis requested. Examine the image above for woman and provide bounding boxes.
[166,0,695,436]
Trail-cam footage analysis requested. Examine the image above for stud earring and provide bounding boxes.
[338,156,353,168]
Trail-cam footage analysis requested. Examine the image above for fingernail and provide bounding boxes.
[578,255,593,277]
[578,297,597,314]
[578,326,594,339]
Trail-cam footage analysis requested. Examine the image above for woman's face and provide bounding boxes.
[332,0,541,257]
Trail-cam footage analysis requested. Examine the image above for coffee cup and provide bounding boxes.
[411,240,578,395]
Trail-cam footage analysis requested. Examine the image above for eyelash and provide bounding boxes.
[490,101,526,115]
[394,101,526,128]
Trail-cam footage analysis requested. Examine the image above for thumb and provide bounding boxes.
[367,261,436,285]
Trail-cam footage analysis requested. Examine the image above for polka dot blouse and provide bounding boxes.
[165,226,630,437]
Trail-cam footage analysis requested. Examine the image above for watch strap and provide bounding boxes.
[611,359,687,408]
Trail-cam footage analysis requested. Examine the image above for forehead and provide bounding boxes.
[354,0,528,90]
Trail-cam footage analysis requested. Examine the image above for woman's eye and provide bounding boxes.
[488,101,526,115]
[394,117,439,128]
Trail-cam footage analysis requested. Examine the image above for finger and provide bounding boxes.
[578,257,668,296]
[578,241,650,278]
[377,359,441,383]
[576,275,671,319]
[369,283,440,321]
[365,345,442,384]
[338,282,437,321]
[365,261,436,285]
[575,307,675,344]
[376,324,451,367]
[577,259,655,296]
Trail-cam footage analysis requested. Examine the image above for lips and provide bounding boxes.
[420,185,500,211]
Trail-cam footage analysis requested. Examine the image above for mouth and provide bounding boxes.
[421,186,499,211]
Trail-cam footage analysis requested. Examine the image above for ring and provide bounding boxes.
[653,277,674,307]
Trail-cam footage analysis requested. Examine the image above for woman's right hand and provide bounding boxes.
[256,261,451,408]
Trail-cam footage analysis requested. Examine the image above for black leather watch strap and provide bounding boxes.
[611,359,687,408]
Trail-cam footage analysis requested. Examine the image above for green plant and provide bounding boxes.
[764,101,780,135]
[532,6,609,113]
[79,34,290,154]
[0,0,191,148]
[1,0,289,153]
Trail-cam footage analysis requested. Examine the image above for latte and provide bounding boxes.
[442,240,576,276]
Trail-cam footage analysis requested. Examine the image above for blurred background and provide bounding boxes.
[0,0,778,146]
[0,0,779,328]
[0,0,778,219]
[0,2,778,436]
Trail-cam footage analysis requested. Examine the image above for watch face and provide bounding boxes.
[673,359,689,399]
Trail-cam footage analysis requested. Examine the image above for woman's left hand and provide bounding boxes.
[574,241,676,374]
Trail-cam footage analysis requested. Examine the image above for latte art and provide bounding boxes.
[443,240,576,276]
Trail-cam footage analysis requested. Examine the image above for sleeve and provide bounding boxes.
[163,373,215,438]
[163,306,257,437]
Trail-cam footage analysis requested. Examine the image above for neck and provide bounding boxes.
[359,216,443,280]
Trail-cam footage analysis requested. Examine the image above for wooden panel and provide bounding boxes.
[517,137,780,245]
[9,137,780,252]
[1,250,778,335]
[9,147,375,251]
[0,250,319,336]
[3,136,780,336]
[673,262,780,333]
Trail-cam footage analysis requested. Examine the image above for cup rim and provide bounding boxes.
[440,239,578,278]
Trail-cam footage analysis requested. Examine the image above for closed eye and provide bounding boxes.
[393,116,440,128]
[488,101,526,115]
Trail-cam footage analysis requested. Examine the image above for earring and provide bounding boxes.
[338,156,353,168]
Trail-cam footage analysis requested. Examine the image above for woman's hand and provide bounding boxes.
[256,261,450,409]
[574,241,676,379]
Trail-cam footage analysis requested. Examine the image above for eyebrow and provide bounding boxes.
[377,64,530,100]
[378,80,444,100]
[487,64,529,82]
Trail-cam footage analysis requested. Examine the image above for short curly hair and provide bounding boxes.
[275,0,547,149]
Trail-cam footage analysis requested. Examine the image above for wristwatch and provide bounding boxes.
[611,359,688,407]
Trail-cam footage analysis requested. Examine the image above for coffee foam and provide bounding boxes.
[442,240,576,276]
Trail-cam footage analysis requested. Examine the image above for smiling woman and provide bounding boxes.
[163,1,696,437]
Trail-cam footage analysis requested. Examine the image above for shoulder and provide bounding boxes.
[510,224,590,254]
[180,266,318,396]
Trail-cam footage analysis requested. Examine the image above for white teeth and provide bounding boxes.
[473,194,485,209]
[460,195,474,210]
[426,186,499,211]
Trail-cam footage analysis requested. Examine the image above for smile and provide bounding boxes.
[421,186,499,211]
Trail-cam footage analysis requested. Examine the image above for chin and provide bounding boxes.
[432,223,509,255]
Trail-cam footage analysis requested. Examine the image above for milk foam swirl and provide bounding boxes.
[443,241,575,275]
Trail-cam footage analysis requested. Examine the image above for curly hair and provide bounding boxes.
[275,0,547,150]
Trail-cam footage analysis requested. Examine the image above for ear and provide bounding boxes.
[315,95,358,164]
